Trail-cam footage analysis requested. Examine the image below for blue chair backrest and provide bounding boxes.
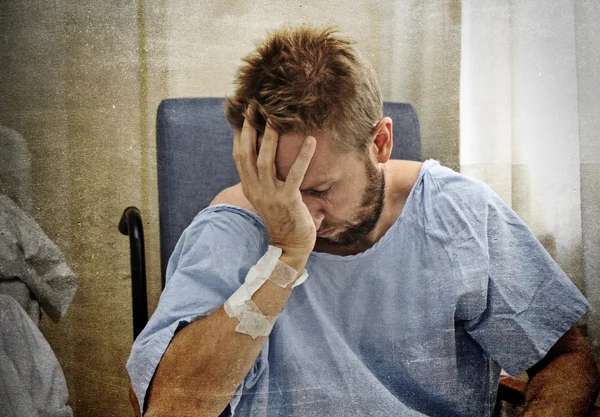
[156,97,421,283]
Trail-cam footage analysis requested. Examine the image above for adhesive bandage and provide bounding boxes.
[224,245,309,339]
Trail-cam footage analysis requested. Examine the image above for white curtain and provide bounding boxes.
[379,0,462,172]
[460,0,600,359]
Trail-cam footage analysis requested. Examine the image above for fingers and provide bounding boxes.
[232,107,259,190]
[243,105,258,157]
[234,103,312,199]
[256,118,278,184]
[284,136,316,192]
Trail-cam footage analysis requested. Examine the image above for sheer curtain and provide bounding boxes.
[460,0,600,359]
[379,0,462,172]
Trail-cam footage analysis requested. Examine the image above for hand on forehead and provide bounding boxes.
[248,104,341,188]
[258,129,316,181]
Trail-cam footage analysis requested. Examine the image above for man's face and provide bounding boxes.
[259,129,386,248]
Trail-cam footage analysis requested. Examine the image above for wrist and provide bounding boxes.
[278,251,309,274]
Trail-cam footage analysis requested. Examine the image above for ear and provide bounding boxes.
[369,117,393,164]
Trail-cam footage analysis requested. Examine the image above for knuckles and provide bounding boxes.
[232,150,246,163]
[256,158,270,172]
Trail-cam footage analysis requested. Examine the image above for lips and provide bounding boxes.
[317,228,335,237]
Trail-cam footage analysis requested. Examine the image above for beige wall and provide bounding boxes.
[0,1,459,415]
[1,1,156,415]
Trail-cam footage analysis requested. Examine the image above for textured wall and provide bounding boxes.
[0,1,459,415]
[0,1,156,415]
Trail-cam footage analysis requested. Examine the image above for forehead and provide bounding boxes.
[273,130,348,184]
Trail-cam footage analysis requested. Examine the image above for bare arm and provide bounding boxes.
[521,326,600,416]
[144,105,319,416]
[145,252,307,416]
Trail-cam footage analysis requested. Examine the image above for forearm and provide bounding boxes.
[521,328,600,416]
[145,252,307,416]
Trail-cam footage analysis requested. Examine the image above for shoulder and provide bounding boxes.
[193,184,263,236]
[177,183,262,244]
[423,163,492,209]
[388,159,491,206]
[413,161,495,239]
[192,185,262,235]
[209,183,258,215]
[174,190,265,262]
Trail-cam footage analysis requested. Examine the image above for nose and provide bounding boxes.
[303,197,325,230]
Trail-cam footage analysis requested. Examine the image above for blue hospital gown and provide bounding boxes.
[127,159,588,416]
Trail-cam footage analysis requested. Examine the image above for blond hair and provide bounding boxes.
[224,24,383,155]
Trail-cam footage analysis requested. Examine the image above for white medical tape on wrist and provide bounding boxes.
[268,259,300,288]
[292,269,309,288]
[224,245,310,338]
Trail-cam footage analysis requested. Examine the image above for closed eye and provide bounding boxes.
[308,187,332,198]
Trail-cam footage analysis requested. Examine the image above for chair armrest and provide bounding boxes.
[498,375,527,406]
[119,206,149,340]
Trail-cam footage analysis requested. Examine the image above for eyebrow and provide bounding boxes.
[276,174,331,192]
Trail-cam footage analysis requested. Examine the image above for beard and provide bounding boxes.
[317,159,386,247]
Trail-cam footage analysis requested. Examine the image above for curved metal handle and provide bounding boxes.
[119,206,148,340]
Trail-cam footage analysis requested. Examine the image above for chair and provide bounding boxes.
[155,98,421,290]
[119,97,537,415]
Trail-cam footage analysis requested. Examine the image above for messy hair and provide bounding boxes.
[224,24,383,156]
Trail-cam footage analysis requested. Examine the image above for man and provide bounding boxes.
[127,25,600,416]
